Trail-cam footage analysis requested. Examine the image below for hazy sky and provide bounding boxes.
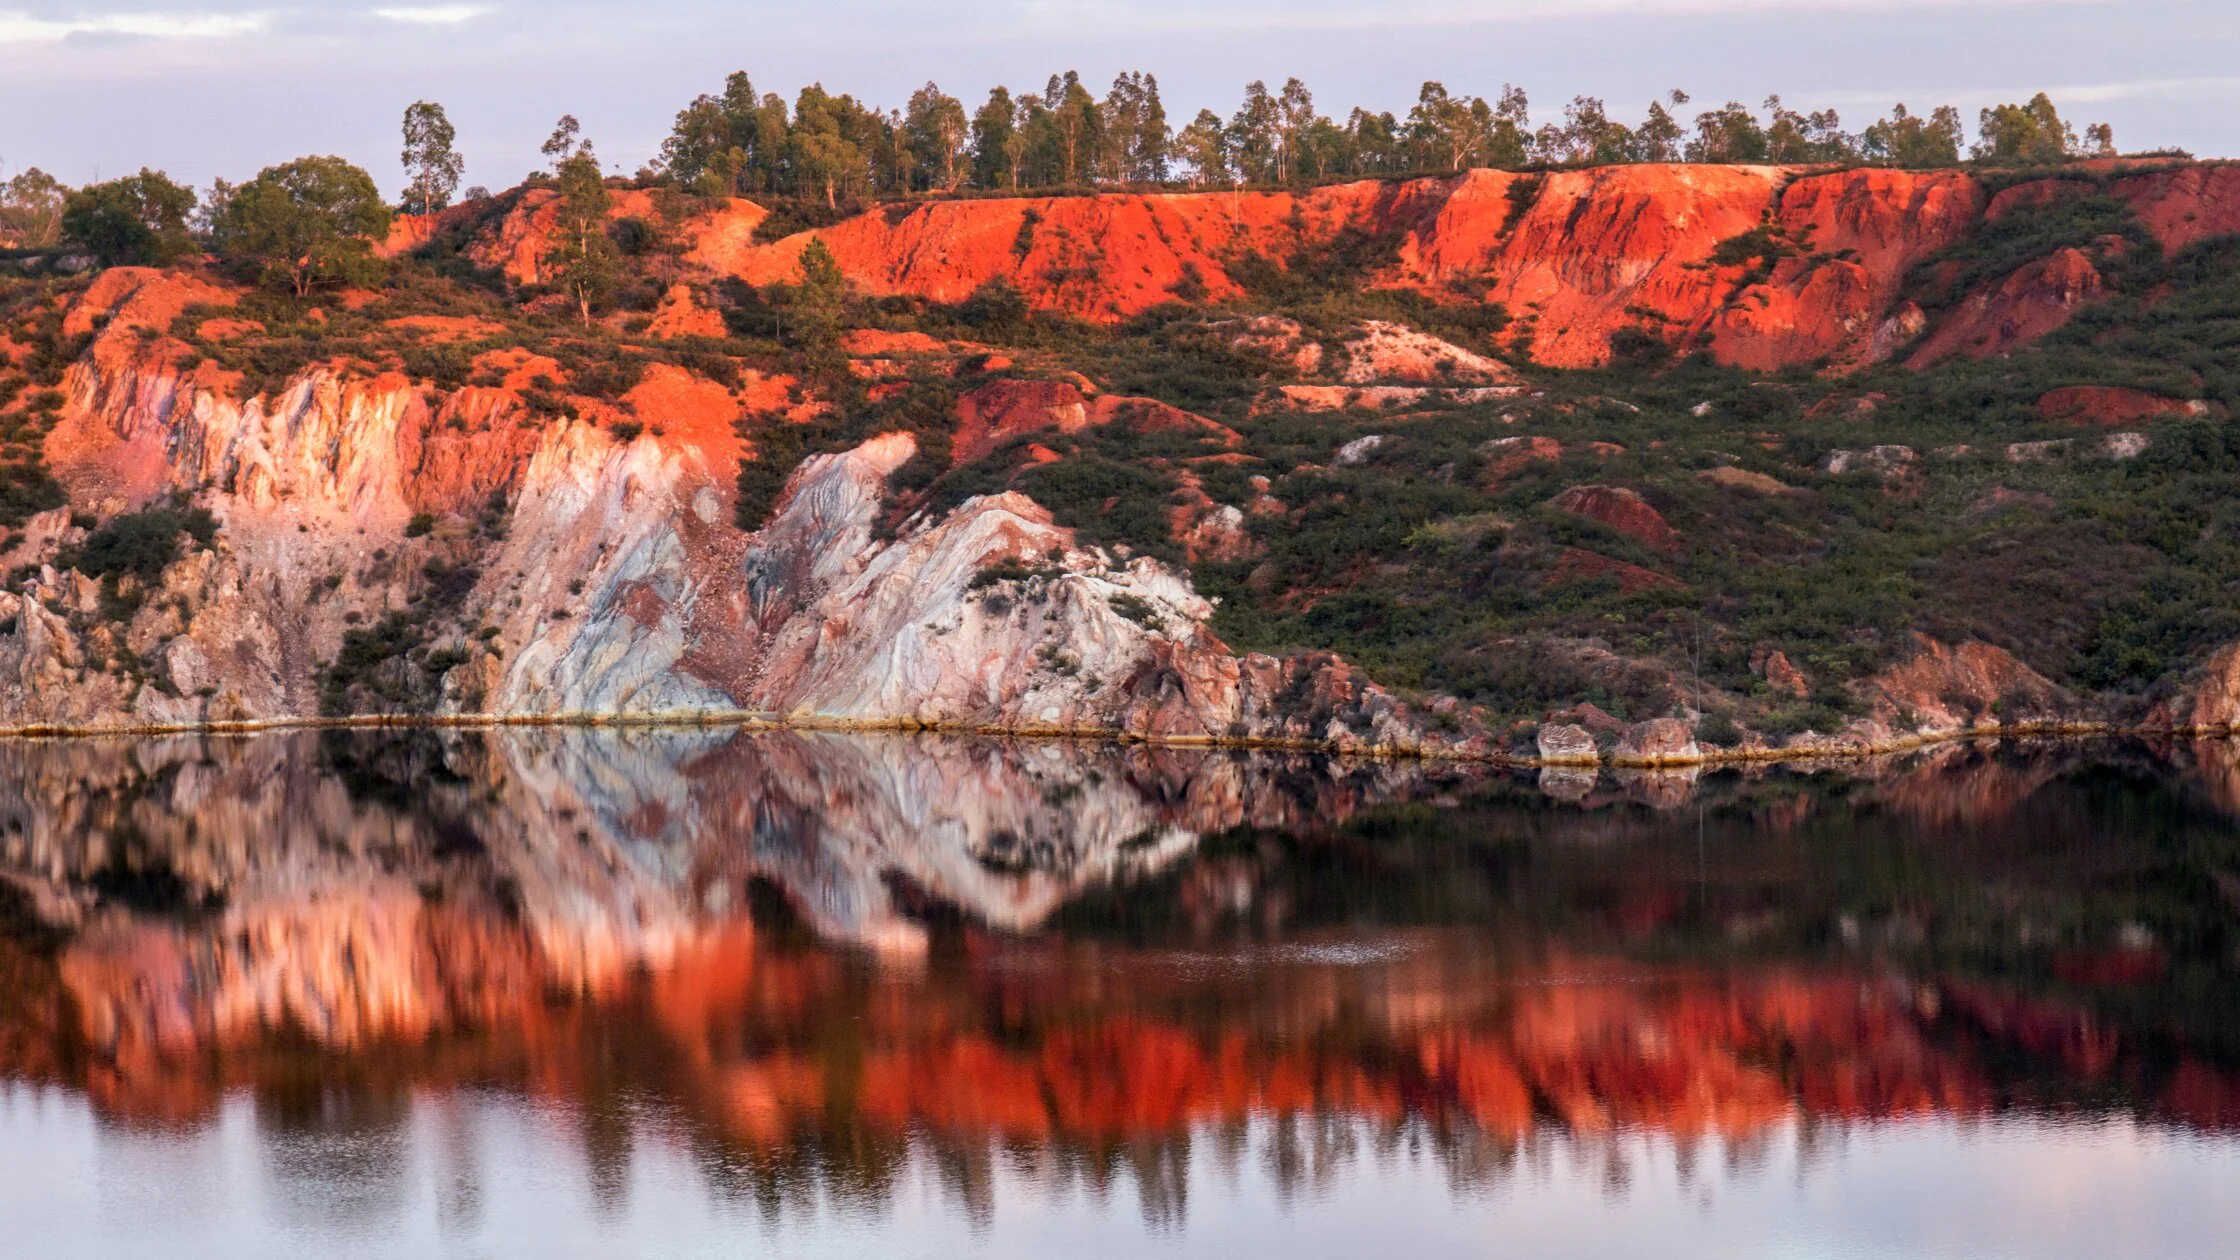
[2,0,2234,198]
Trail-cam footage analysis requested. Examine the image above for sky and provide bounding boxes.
[1,0,2235,199]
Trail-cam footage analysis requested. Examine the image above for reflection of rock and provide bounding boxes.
[1537,766,1597,801]
[1612,766,1700,809]
[0,729,1476,1069]
[0,730,2237,1167]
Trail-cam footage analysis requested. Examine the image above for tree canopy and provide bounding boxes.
[400,101,464,215]
[1975,93,2115,164]
[0,168,66,249]
[647,70,2123,206]
[211,156,392,295]
[544,140,616,323]
[60,170,197,266]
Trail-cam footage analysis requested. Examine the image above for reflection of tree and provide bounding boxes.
[0,733,2234,1227]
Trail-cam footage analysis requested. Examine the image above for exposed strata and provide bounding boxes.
[11,163,2240,766]
[0,272,1479,756]
[668,162,2146,371]
[296,161,2240,376]
[3,300,2227,766]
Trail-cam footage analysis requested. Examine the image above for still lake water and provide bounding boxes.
[0,728,2236,1258]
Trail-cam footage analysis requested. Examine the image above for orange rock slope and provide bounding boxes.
[705,165,1995,370]
[421,161,2237,375]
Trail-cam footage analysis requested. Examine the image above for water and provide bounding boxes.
[0,728,2237,1258]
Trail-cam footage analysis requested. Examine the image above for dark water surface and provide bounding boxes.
[1,729,2238,1258]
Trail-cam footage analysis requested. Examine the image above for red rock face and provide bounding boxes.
[2111,164,2240,253]
[1711,169,1983,371]
[463,187,668,285]
[1908,247,2105,366]
[428,161,2240,374]
[1860,634,2070,731]
[2154,641,2240,733]
[722,183,1422,319]
[1550,484,1677,550]
[693,166,2003,372]
[951,379,1091,465]
[2038,385,2201,426]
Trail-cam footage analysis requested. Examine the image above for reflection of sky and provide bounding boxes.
[2,1086,2234,1259]
[0,1,2232,195]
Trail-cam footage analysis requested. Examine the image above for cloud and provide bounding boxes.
[2048,75,2240,103]
[1809,75,2240,112]
[1008,0,2110,35]
[371,4,490,23]
[0,8,271,43]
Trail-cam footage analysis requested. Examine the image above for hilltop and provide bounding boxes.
[4,156,2240,761]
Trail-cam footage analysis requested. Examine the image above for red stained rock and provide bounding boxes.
[1908,248,2104,366]
[1549,485,1677,551]
[1757,649,1809,699]
[689,166,1988,371]
[1860,634,2069,732]
[2037,385,2203,427]
[2111,164,2240,254]
[1614,717,1700,765]
[1481,435,1563,486]
[646,284,728,340]
[951,379,1091,466]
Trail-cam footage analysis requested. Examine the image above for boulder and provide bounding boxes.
[1756,649,1809,699]
[1614,718,1701,765]
[1820,445,1916,478]
[1548,485,1677,551]
[1536,723,1599,765]
[2038,385,2204,427]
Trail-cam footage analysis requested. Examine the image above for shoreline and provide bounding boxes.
[0,710,2221,768]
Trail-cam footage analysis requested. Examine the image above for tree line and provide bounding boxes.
[0,79,2135,302]
[644,73,2125,204]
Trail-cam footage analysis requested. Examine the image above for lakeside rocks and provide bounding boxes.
[0,296,1493,756]
[1536,723,1598,764]
[1614,717,1701,765]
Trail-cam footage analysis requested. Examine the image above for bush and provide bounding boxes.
[56,503,218,621]
[60,505,217,584]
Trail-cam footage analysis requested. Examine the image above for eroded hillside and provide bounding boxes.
[3,160,2240,761]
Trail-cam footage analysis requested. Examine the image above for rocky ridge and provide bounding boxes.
[580,161,2240,372]
[7,162,2240,766]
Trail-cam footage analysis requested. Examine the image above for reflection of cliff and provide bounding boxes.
[3,911,2236,1210]
[0,731,2236,1192]
[0,729,1465,1083]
